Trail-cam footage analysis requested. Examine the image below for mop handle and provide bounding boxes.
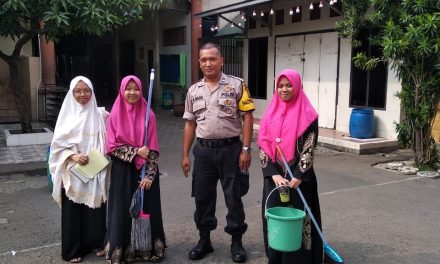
[275,145,328,244]
[140,69,155,180]
[140,69,155,208]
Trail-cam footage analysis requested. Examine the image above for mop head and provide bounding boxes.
[323,249,344,264]
[131,213,152,251]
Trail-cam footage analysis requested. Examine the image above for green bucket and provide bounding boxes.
[266,206,305,252]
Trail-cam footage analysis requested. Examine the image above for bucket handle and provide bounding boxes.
[264,185,289,218]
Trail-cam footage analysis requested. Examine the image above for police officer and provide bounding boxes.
[181,42,255,263]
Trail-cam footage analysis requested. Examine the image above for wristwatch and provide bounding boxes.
[242,146,251,154]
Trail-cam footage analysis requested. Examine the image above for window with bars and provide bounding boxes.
[350,28,388,109]
[330,1,343,17]
[292,6,302,23]
[275,9,284,25]
[309,3,321,20]
[261,12,269,27]
[248,17,256,29]
[163,26,186,47]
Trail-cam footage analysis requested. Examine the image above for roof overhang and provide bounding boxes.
[195,0,271,18]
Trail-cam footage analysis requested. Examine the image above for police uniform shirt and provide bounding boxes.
[183,73,255,139]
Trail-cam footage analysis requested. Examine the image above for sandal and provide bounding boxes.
[94,249,106,257]
[69,257,82,263]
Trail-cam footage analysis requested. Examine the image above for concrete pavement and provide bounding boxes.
[1,109,440,264]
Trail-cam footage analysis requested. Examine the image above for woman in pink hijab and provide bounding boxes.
[105,75,166,263]
[258,69,323,264]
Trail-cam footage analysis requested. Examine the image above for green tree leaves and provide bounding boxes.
[0,0,172,132]
[339,0,440,166]
[0,0,170,42]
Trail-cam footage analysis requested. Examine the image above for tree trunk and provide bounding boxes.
[414,128,422,165]
[9,58,33,133]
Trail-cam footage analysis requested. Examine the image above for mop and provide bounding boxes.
[276,145,344,264]
[130,69,155,252]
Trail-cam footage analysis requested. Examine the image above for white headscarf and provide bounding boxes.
[49,76,109,208]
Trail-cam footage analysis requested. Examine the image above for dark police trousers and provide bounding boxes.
[192,137,249,237]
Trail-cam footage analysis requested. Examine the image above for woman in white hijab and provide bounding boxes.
[49,76,109,263]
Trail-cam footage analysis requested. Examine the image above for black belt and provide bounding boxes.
[197,136,240,148]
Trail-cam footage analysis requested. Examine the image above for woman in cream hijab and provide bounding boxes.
[49,76,109,263]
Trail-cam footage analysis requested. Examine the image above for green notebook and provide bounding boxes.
[70,149,109,183]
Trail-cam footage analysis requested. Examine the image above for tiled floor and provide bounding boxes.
[0,123,50,165]
[318,127,398,154]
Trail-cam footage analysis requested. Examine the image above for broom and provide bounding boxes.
[129,69,155,252]
[276,145,344,264]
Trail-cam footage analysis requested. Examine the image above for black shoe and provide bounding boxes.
[231,239,247,263]
[188,239,214,260]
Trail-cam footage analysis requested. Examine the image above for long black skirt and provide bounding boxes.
[61,189,106,261]
[107,158,166,262]
[262,173,323,264]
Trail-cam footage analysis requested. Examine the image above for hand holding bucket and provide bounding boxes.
[265,185,305,252]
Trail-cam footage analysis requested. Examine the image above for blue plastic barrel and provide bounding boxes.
[349,108,375,139]
[162,91,174,110]
[47,146,53,191]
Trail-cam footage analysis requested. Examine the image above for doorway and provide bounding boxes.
[248,37,268,99]
[275,32,339,129]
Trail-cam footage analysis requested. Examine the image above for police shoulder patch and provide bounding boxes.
[238,81,255,112]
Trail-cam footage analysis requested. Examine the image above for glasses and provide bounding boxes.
[73,89,92,95]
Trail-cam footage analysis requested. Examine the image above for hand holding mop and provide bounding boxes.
[130,69,155,252]
[276,145,344,264]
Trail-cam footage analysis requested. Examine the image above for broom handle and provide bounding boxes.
[275,145,328,245]
[140,69,155,209]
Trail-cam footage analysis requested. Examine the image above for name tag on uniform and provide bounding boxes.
[192,96,203,102]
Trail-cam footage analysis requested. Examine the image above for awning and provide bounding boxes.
[195,0,271,18]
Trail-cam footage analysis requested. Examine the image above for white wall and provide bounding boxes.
[244,2,401,139]
[0,38,35,121]
[118,9,191,105]
[0,37,33,56]
[335,37,352,134]
[201,0,241,11]
[159,9,192,103]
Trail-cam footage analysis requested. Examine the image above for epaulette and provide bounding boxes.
[227,75,244,82]
[195,78,204,87]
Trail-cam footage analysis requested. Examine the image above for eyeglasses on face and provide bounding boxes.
[73,89,92,95]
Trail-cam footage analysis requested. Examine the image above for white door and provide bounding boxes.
[319,32,339,128]
[275,32,339,129]
[303,34,320,113]
[275,35,304,78]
